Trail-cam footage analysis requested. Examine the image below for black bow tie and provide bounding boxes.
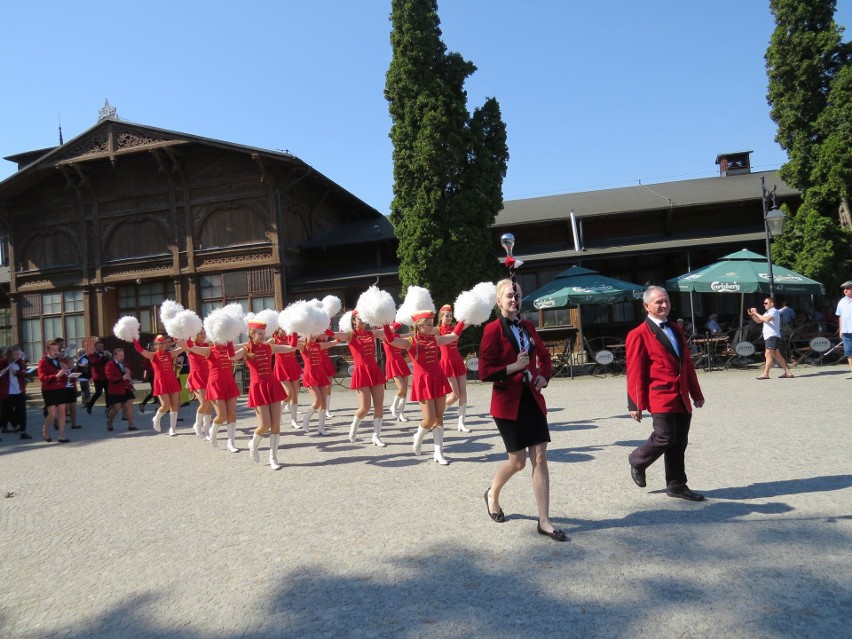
[509,318,521,327]
[659,320,671,329]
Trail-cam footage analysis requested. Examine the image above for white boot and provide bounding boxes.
[269,433,282,470]
[413,426,429,456]
[168,411,179,437]
[433,426,449,465]
[226,423,239,453]
[389,396,400,419]
[325,396,333,419]
[193,412,204,437]
[203,413,212,440]
[209,421,221,448]
[397,397,409,422]
[290,403,299,428]
[348,416,363,443]
[248,433,262,463]
[457,405,470,433]
[152,409,165,432]
[300,408,315,432]
[372,417,386,447]
[317,411,329,436]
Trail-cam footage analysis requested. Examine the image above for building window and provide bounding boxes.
[0,307,12,348]
[118,281,175,334]
[20,290,84,358]
[200,269,275,313]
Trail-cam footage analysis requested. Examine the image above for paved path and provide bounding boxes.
[2,365,850,638]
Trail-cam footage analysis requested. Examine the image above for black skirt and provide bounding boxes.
[42,388,69,407]
[106,390,135,407]
[493,383,551,453]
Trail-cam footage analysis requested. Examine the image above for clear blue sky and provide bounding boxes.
[2,1,849,214]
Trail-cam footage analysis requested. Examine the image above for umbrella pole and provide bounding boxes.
[687,251,696,339]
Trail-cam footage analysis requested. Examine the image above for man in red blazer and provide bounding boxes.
[627,286,706,501]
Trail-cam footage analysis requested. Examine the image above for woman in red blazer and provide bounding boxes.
[0,345,32,439]
[105,348,137,432]
[478,279,566,542]
[38,340,71,443]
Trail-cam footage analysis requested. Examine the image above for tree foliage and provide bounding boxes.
[385,0,509,310]
[766,0,852,290]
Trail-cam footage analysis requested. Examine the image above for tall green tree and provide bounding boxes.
[385,0,509,309]
[766,0,852,289]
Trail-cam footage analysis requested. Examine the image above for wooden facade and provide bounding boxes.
[0,117,398,360]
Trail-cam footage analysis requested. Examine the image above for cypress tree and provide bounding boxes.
[385,0,509,309]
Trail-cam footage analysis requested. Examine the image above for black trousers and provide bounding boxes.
[628,411,692,491]
[87,380,109,408]
[1,393,28,432]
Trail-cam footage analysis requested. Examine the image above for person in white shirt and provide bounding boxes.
[748,297,794,379]
[835,280,852,378]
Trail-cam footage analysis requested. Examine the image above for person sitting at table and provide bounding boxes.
[704,314,723,336]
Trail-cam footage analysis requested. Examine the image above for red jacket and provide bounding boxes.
[105,359,133,396]
[626,318,703,414]
[38,356,67,391]
[89,351,109,382]
[478,317,552,420]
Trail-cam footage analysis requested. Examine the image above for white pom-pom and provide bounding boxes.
[166,309,203,341]
[204,307,248,344]
[471,281,498,306]
[280,300,329,337]
[338,310,354,333]
[113,316,141,342]
[254,308,280,334]
[159,300,183,325]
[395,306,413,326]
[356,286,397,327]
[222,302,246,320]
[322,295,342,318]
[404,286,435,315]
[454,290,493,326]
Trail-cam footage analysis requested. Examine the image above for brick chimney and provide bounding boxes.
[715,150,753,176]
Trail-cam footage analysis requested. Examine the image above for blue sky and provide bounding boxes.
[2,1,849,214]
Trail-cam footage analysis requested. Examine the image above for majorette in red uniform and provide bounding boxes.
[384,310,461,465]
[133,335,184,436]
[382,321,411,423]
[438,304,471,433]
[245,320,299,469]
[298,335,337,436]
[185,330,213,439]
[272,329,302,428]
[335,310,387,447]
[318,332,337,418]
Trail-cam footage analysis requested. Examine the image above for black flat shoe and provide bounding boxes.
[20,432,32,440]
[71,425,82,429]
[128,426,138,431]
[484,488,505,523]
[631,465,646,487]
[666,487,705,501]
[107,425,114,431]
[42,430,51,443]
[537,522,568,542]
[57,438,70,443]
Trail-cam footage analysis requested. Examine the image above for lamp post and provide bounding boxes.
[761,176,786,299]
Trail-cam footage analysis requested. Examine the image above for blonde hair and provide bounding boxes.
[496,278,521,310]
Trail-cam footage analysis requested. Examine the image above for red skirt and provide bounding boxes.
[187,368,209,393]
[410,369,451,402]
[206,374,239,401]
[248,379,288,408]
[320,350,335,376]
[439,349,466,378]
[350,360,384,390]
[154,372,181,396]
[274,354,302,382]
[303,368,330,388]
[384,355,410,380]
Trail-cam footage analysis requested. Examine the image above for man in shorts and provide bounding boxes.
[835,280,852,378]
[748,297,794,379]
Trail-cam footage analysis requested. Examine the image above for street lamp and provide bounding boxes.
[761,176,786,299]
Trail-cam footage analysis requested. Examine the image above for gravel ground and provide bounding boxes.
[1,363,850,638]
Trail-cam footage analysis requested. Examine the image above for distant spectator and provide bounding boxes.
[778,302,796,330]
[835,280,852,379]
[705,314,723,336]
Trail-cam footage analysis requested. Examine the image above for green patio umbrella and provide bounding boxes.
[665,249,825,295]
[521,265,645,310]
[666,249,825,339]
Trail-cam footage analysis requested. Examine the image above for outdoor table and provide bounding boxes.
[536,325,578,379]
[692,335,728,371]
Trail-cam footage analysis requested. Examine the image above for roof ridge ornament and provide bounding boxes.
[98,99,117,121]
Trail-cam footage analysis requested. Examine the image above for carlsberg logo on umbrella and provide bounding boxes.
[711,282,741,292]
